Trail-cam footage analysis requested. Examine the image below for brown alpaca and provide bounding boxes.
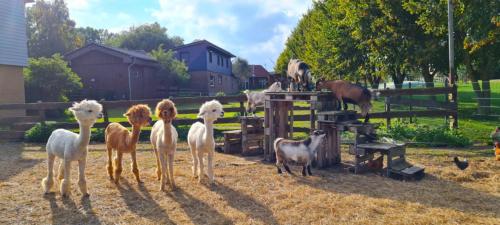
[150,99,178,191]
[105,104,152,184]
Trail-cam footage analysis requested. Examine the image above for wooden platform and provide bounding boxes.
[263,91,337,163]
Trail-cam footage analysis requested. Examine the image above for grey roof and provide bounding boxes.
[64,43,157,62]
[174,40,235,57]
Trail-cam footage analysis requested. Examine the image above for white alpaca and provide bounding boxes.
[243,81,282,115]
[188,100,224,184]
[150,99,178,191]
[42,100,103,197]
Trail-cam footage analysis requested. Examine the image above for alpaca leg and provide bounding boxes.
[107,146,113,180]
[57,159,64,181]
[42,153,56,194]
[302,166,307,176]
[207,151,214,184]
[114,152,123,184]
[78,158,89,196]
[190,146,198,178]
[167,152,176,189]
[154,147,161,181]
[343,99,348,111]
[197,151,204,183]
[364,114,370,123]
[60,159,71,197]
[131,151,142,183]
[158,151,168,191]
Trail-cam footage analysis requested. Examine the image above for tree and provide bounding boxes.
[75,27,115,45]
[24,54,82,102]
[107,23,183,52]
[27,0,81,57]
[232,57,251,83]
[405,0,500,113]
[150,45,190,85]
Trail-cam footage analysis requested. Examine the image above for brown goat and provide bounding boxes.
[316,79,372,123]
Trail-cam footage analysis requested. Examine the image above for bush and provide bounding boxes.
[24,122,58,143]
[91,128,106,142]
[215,91,226,97]
[379,122,472,147]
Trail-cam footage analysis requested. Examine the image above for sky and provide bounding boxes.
[63,0,313,71]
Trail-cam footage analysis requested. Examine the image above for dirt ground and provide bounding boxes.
[0,142,499,225]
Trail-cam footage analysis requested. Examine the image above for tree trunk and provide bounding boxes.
[481,79,491,115]
[421,67,435,88]
[392,68,405,89]
[465,54,491,115]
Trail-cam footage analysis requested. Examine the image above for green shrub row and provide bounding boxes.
[378,122,472,147]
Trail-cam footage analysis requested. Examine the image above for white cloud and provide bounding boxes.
[65,0,96,11]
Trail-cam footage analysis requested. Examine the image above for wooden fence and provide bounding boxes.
[0,86,458,140]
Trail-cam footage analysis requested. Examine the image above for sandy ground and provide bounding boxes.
[0,142,499,225]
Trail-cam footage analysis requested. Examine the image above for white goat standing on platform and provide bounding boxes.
[188,100,224,184]
[243,81,282,116]
[42,100,103,197]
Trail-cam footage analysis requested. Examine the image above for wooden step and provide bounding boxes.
[0,130,25,141]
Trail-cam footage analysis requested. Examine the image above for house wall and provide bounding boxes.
[206,48,232,76]
[69,50,163,100]
[175,44,207,71]
[0,0,29,67]
[0,65,25,117]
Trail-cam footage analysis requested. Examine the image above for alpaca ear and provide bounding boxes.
[197,112,205,118]
[123,113,129,117]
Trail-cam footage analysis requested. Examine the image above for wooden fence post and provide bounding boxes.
[385,96,391,129]
[239,101,245,116]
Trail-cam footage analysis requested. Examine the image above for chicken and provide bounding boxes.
[367,155,384,170]
[453,156,469,170]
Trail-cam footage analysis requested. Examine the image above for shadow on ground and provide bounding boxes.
[296,167,500,218]
[0,143,42,181]
[45,194,101,225]
[117,179,175,224]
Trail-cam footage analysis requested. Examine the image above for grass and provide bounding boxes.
[0,142,499,224]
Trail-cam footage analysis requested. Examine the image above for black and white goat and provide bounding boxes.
[274,130,326,176]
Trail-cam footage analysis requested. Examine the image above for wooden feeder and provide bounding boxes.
[263,91,336,163]
[222,116,264,156]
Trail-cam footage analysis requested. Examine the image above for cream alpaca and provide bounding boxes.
[42,100,103,197]
[105,104,152,184]
[150,99,178,191]
[188,100,224,184]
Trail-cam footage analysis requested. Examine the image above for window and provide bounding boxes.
[218,75,222,84]
[217,55,220,66]
[226,58,229,68]
[209,74,215,87]
[209,52,212,63]
[221,57,224,67]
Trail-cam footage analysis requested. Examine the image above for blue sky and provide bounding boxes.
[63,0,313,71]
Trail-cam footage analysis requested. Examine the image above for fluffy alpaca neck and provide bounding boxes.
[203,120,214,144]
[77,122,92,149]
[128,125,141,147]
[163,121,173,144]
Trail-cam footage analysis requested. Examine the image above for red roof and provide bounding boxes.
[250,65,271,78]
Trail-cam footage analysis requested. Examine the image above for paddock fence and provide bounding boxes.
[0,85,458,141]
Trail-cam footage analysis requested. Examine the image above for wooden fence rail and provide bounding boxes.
[0,86,458,140]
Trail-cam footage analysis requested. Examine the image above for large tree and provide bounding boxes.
[107,23,183,52]
[27,0,81,57]
[149,45,190,85]
[405,0,499,113]
[75,27,115,45]
[232,57,252,83]
[24,54,82,102]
